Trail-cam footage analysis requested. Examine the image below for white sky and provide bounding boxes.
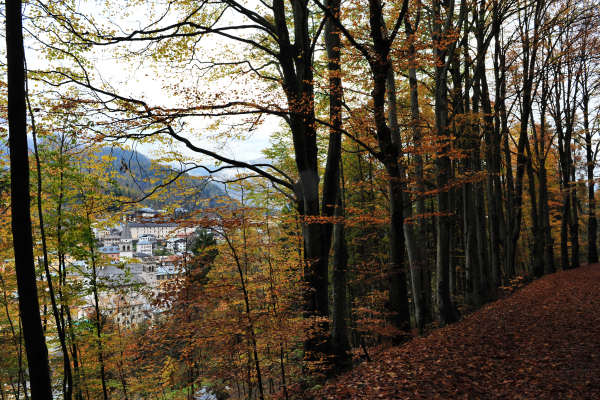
[25,0,284,164]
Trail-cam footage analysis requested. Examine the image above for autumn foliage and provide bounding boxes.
[2,0,600,399]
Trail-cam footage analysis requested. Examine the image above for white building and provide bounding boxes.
[127,222,180,240]
[136,239,154,255]
[138,233,157,243]
[166,237,188,253]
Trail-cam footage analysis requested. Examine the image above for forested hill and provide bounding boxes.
[1,143,227,210]
[97,147,226,210]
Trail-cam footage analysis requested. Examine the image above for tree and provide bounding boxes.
[431,0,465,325]
[5,1,53,397]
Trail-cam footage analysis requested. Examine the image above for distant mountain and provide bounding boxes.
[1,139,234,208]
[184,156,279,202]
[98,147,227,210]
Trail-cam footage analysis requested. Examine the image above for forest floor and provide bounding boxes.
[318,264,600,399]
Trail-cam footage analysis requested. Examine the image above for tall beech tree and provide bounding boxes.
[576,5,600,264]
[5,0,53,398]
[551,8,582,271]
[431,0,466,325]
[403,3,431,332]
[530,38,557,276]
[324,0,352,369]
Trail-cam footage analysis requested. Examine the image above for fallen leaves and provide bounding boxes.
[318,264,600,399]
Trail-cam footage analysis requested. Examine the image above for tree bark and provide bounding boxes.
[525,138,544,277]
[403,11,430,332]
[359,0,412,335]
[535,67,555,275]
[324,0,351,370]
[453,45,480,307]
[5,1,54,397]
[273,0,332,365]
[570,162,580,269]
[432,0,461,325]
[583,90,598,264]
[331,188,351,370]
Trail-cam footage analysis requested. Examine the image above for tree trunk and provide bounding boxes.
[324,0,351,370]
[583,93,598,264]
[5,1,54,398]
[66,306,85,400]
[274,0,332,366]
[508,0,544,279]
[386,68,410,335]
[30,102,74,400]
[554,70,575,271]
[492,7,509,285]
[536,73,555,275]
[561,192,570,270]
[403,9,429,333]
[432,0,460,325]
[476,52,497,295]
[525,141,544,277]
[86,216,109,400]
[540,163,555,274]
[331,189,351,370]
[366,0,411,335]
[570,164,580,269]
[387,176,410,333]
[461,49,481,307]
[434,90,457,324]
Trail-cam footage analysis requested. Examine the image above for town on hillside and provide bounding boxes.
[73,207,202,329]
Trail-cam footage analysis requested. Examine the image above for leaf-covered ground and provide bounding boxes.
[319,264,600,399]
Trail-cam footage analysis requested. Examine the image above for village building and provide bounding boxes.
[136,239,154,256]
[123,207,165,222]
[98,245,120,261]
[75,264,156,328]
[138,233,157,243]
[127,221,180,240]
[156,264,182,281]
[119,226,134,259]
[97,228,122,246]
[166,237,188,253]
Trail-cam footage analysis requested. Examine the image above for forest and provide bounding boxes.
[1,0,600,399]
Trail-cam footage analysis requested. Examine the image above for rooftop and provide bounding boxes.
[128,222,178,228]
[99,246,120,254]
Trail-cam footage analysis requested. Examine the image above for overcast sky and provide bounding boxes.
[24,1,282,165]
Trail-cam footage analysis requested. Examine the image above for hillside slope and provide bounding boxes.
[1,142,227,209]
[320,264,600,399]
[98,146,226,210]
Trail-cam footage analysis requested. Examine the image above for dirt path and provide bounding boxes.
[320,264,600,399]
